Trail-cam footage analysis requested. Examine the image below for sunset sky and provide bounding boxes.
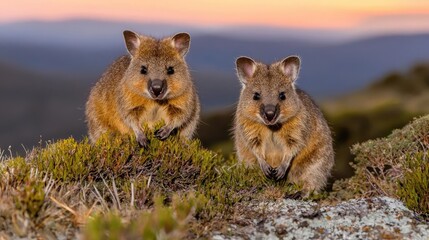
[1,0,429,30]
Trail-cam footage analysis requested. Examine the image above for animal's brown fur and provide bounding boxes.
[233,56,334,195]
[86,31,199,146]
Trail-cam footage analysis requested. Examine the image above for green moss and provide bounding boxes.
[85,213,132,240]
[14,179,46,219]
[34,138,94,182]
[0,157,31,186]
[397,153,429,216]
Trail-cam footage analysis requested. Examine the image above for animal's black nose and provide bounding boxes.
[149,79,165,97]
[263,104,278,122]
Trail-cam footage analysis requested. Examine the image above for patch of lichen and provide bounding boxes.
[0,126,303,238]
[332,115,429,216]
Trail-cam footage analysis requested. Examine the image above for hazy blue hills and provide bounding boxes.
[2,33,429,104]
[1,19,429,106]
[0,19,368,44]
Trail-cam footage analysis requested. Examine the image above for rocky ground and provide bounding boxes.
[212,197,429,240]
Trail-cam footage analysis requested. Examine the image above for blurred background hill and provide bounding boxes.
[1,20,429,99]
[1,1,429,180]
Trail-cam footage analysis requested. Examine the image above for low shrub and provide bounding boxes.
[332,115,429,216]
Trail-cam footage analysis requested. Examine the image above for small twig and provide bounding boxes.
[147,175,152,189]
[20,144,29,156]
[111,177,121,210]
[135,170,144,179]
[227,163,238,171]
[81,183,89,202]
[42,172,48,182]
[131,181,135,208]
[44,175,55,196]
[0,149,5,161]
[92,185,109,210]
[50,196,76,216]
[8,146,13,159]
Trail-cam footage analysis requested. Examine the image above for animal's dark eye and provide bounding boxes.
[140,66,148,75]
[253,92,261,101]
[279,92,286,100]
[167,66,175,75]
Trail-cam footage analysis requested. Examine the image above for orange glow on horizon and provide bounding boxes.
[0,0,429,30]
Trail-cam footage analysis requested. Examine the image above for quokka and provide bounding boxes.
[233,56,334,196]
[86,31,199,147]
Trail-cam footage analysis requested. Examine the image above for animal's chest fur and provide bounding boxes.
[139,103,168,128]
[263,132,285,168]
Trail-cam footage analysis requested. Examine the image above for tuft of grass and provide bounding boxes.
[14,179,45,219]
[84,193,199,240]
[332,115,429,216]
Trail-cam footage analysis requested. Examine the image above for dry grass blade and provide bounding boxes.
[130,181,135,208]
[100,175,119,209]
[50,196,96,226]
[111,177,121,210]
[92,185,109,211]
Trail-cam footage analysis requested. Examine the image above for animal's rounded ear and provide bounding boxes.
[172,32,191,57]
[236,56,256,85]
[123,30,141,57]
[280,55,301,82]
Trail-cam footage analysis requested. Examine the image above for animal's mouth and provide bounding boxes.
[149,88,167,100]
[262,117,279,126]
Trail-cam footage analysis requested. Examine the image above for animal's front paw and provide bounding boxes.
[274,163,289,181]
[258,160,276,179]
[155,126,174,141]
[136,132,149,148]
[284,191,303,200]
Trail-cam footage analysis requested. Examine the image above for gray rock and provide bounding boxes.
[212,197,429,240]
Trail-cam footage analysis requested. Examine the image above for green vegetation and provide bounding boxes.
[333,115,429,216]
[0,127,299,238]
[1,115,428,238]
[2,63,429,238]
[84,194,198,240]
[398,153,429,217]
[3,115,427,238]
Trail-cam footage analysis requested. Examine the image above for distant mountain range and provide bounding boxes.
[0,19,392,45]
[1,19,429,152]
[1,19,429,107]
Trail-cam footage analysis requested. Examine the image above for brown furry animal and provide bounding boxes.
[86,31,199,147]
[233,56,334,195]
